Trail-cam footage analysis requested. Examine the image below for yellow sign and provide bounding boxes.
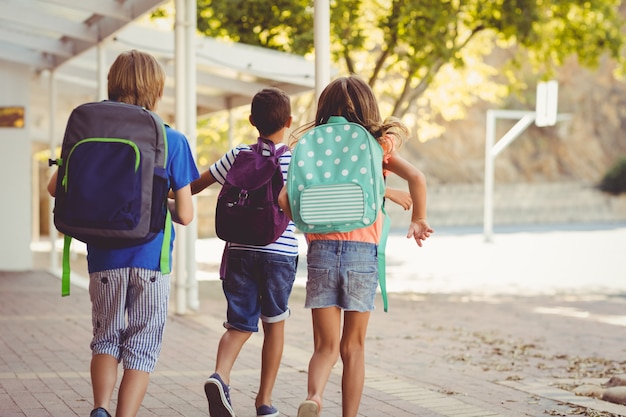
[0,106,25,128]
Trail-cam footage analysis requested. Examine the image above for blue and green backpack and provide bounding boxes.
[49,100,171,296]
[287,116,392,311]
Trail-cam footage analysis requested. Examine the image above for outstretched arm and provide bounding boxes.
[169,169,217,199]
[384,151,433,246]
[190,170,217,195]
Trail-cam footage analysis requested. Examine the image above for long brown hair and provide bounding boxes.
[290,75,407,148]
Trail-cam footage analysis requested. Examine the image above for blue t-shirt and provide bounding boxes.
[86,125,200,273]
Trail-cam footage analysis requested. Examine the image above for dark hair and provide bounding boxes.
[250,88,292,137]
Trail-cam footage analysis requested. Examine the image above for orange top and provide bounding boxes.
[305,133,394,245]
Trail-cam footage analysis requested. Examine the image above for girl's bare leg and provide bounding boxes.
[305,307,342,410]
[340,311,371,417]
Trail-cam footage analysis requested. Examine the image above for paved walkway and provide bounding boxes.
[4,225,626,417]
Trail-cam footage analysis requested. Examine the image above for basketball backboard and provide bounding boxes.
[535,81,559,127]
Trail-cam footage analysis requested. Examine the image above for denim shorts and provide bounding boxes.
[221,248,298,332]
[305,240,379,312]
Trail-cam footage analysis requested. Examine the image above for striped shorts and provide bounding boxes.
[89,267,170,373]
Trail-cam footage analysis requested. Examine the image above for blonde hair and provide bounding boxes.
[291,75,407,148]
[107,50,165,111]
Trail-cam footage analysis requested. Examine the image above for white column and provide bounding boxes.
[314,0,331,100]
[174,0,188,315]
[184,0,199,311]
[48,70,59,270]
[0,62,33,270]
[97,44,107,101]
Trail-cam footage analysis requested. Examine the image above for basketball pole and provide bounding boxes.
[483,81,562,242]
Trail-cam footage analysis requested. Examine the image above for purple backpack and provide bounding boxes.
[215,137,290,245]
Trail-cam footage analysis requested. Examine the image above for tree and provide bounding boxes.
[193,0,626,121]
[196,0,314,53]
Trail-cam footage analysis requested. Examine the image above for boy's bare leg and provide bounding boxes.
[256,320,285,408]
[91,354,118,413]
[340,311,370,417]
[215,328,252,384]
[116,369,150,417]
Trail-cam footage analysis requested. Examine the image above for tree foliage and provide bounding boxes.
[196,0,314,53]
[194,0,626,120]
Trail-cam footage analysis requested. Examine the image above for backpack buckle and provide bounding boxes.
[237,190,249,205]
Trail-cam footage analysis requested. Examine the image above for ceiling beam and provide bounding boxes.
[41,0,132,22]
[0,3,98,43]
[0,44,56,68]
[0,28,75,59]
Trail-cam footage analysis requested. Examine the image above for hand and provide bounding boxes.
[385,188,412,210]
[406,219,433,247]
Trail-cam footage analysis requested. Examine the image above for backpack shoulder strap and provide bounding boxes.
[61,235,72,296]
[159,210,172,274]
[378,205,391,312]
[275,143,289,157]
[251,137,289,157]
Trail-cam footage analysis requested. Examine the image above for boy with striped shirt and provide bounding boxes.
[190,87,298,417]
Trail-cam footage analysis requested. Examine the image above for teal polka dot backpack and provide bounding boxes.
[287,116,385,233]
[287,116,392,311]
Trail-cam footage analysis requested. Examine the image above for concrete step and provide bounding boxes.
[195,181,626,237]
[385,181,626,228]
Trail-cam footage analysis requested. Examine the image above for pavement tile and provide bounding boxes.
[3,261,626,416]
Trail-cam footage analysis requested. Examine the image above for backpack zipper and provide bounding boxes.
[62,138,140,190]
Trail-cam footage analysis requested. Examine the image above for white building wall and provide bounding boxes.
[0,62,33,270]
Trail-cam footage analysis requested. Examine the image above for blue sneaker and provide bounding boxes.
[204,373,235,417]
[89,408,111,417]
[256,404,279,417]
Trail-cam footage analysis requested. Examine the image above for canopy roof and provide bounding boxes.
[54,24,316,116]
[0,0,166,70]
[1,0,316,117]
